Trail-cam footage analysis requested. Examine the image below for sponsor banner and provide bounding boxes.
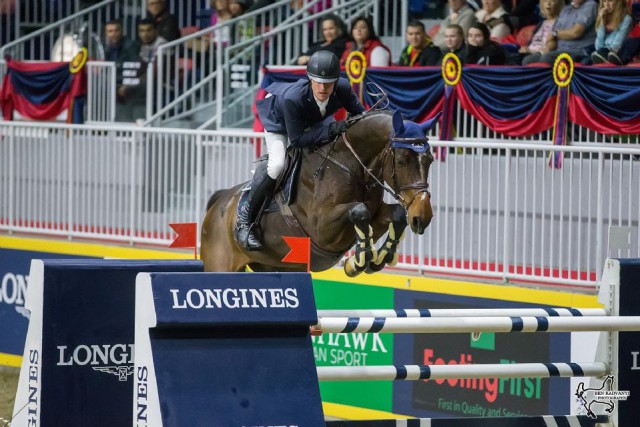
[150,272,316,326]
[0,248,90,362]
[312,279,395,412]
[393,290,570,418]
[11,259,202,427]
[134,272,324,427]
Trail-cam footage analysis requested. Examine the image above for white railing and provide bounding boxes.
[2,120,638,287]
[86,61,117,123]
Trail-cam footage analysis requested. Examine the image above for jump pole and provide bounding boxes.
[314,315,640,334]
[317,307,607,318]
[317,362,608,381]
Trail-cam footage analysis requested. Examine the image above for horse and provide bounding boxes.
[200,108,438,276]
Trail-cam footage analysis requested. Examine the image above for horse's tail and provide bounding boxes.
[205,190,226,212]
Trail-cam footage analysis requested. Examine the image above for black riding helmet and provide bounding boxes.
[306,50,340,83]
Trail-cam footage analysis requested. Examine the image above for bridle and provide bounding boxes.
[313,102,432,209]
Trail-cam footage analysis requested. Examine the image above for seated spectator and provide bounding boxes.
[398,20,441,66]
[297,14,347,65]
[608,31,640,64]
[475,0,513,38]
[147,0,180,42]
[510,0,541,29]
[466,22,507,64]
[522,0,598,65]
[433,0,477,49]
[591,0,632,63]
[440,24,467,62]
[340,15,392,66]
[104,20,140,121]
[186,0,232,53]
[440,24,467,64]
[519,0,563,60]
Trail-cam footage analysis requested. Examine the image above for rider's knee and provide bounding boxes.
[267,156,285,179]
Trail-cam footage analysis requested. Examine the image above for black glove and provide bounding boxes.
[328,120,348,139]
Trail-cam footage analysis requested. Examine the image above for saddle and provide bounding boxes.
[237,148,303,216]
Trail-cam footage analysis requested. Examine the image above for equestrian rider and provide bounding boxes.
[237,50,365,250]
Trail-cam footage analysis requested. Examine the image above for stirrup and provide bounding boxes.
[235,223,264,251]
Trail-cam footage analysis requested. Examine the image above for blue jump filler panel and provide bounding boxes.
[134,272,324,427]
[11,259,203,427]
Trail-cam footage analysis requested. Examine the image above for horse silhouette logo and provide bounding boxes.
[575,375,629,418]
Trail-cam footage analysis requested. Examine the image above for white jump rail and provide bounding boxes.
[314,315,640,334]
[317,362,609,381]
[316,307,607,318]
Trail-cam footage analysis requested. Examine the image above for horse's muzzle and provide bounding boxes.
[406,191,433,235]
[411,216,431,235]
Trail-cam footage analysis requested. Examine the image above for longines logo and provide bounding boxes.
[575,375,629,419]
[170,287,299,310]
[57,344,134,381]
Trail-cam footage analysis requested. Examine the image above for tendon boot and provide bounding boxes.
[235,167,276,251]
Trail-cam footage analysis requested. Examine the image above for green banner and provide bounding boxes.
[312,279,394,411]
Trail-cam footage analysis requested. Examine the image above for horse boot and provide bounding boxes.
[235,166,276,251]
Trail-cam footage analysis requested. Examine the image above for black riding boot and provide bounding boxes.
[235,167,276,251]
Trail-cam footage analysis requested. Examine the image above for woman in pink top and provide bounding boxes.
[519,0,563,58]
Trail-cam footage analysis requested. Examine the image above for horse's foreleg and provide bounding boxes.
[368,203,407,273]
[344,203,377,278]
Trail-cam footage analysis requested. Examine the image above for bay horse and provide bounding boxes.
[201,108,438,276]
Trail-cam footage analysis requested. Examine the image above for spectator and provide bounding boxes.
[522,0,598,65]
[466,22,507,64]
[297,14,347,65]
[340,15,392,66]
[519,0,563,60]
[138,18,167,63]
[608,30,640,64]
[187,0,232,53]
[432,0,477,49]
[591,0,632,63]
[104,20,140,120]
[475,0,513,38]
[147,0,180,42]
[128,18,168,120]
[398,20,441,66]
[230,0,252,16]
[440,24,467,62]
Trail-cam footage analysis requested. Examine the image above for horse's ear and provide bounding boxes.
[420,111,442,133]
[392,109,405,134]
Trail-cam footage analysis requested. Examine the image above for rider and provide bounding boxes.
[236,50,366,250]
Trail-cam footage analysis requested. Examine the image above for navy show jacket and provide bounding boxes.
[256,77,365,148]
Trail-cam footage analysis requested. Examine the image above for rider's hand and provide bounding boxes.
[328,120,348,139]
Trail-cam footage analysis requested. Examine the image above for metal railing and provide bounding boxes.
[147,0,407,127]
[0,0,118,61]
[2,120,638,287]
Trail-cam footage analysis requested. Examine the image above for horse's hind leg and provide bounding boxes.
[368,203,407,273]
[344,203,377,277]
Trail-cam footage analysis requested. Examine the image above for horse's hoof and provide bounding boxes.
[344,258,363,278]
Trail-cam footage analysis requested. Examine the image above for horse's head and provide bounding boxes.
[386,109,439,234]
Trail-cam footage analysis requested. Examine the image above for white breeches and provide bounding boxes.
[264,131,287,179]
